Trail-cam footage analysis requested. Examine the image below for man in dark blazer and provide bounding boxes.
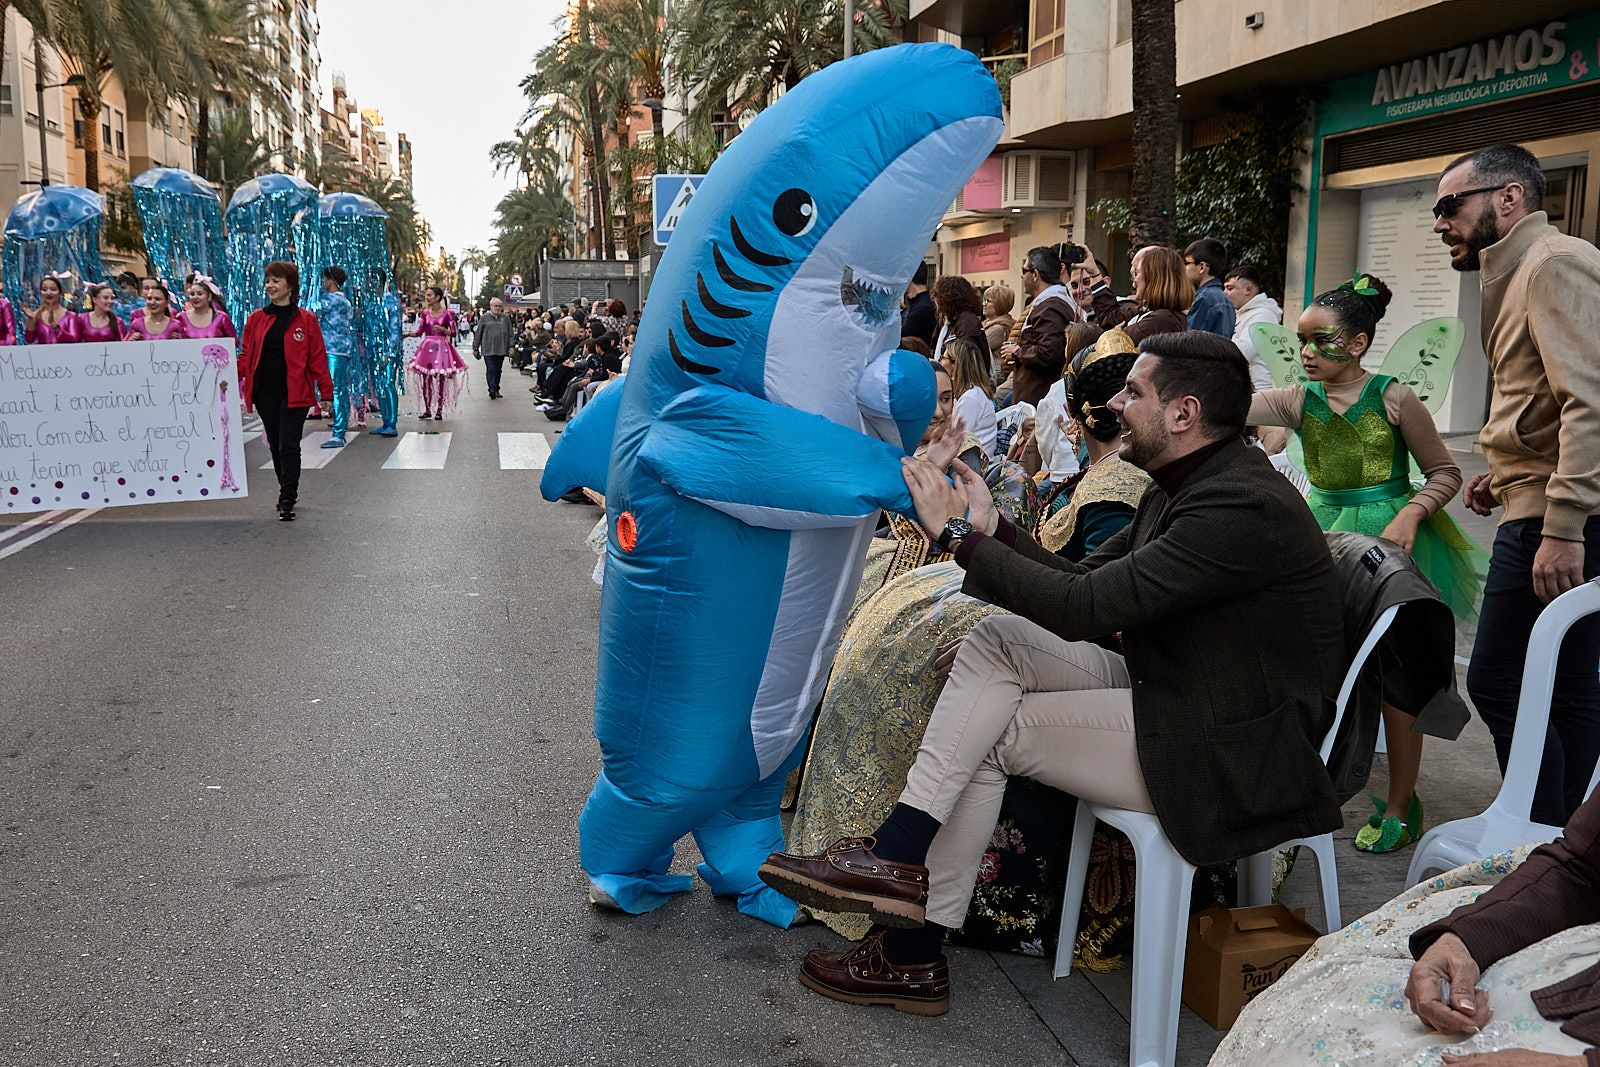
[760,330,1346,1016]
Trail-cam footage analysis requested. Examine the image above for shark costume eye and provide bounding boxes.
[773,189,817,237]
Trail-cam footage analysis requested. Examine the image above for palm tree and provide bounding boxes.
[352,173,431,293]
[27,0,211,191]
[489,131,564,189]
[1128,0,1177,250]
[458,244,487,295]
[668,0,903,132]
[492,177,576,279]
[303,143,358,192]
[191,0,284,183]
[585,0,669,157]
[520,36,612,256]
[207,106,272,201]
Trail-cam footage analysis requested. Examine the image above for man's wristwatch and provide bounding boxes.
[937,517,975,553]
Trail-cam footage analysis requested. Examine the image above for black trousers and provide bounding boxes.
[255,393,309,506]
[544,365,580,401]
[483,354,506,394]
[1466,515,1600,824]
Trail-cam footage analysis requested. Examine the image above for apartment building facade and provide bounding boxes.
[250,0,321,170]
[0,10,198,276]
[910,0,1600,432]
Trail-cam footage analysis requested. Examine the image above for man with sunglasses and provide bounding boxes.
[1434,142,1600,826]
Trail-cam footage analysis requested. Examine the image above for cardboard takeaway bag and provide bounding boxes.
[1181,904,1321,1030]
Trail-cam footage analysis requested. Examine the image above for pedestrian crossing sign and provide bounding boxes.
[653,174,706,246]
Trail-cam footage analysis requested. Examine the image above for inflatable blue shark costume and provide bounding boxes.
[540,43,1003,926]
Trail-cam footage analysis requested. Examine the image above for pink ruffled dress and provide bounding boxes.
[0,297,16,346]
[407,308,468,416]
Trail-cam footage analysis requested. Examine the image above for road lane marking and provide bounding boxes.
[261,431,355,470]
[0,507,101,561]
[497,432,551,470]
[0,509,69,545]
[382,432,452,469]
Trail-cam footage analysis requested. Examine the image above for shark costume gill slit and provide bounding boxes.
[541,43,1004,927]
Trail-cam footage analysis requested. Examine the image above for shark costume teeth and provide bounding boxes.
[540,43,1004,928]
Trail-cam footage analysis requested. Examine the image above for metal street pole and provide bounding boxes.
[843,0,853,59]
[33,40,52,187]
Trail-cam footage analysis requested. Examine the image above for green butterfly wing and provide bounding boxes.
[1251,322,1308,388]
[1378,317,1465,414]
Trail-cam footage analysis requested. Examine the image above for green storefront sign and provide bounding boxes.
[1316,10,1600,137]
[1304,8,1600,301]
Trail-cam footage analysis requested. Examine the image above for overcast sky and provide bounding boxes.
[317,0,568,263]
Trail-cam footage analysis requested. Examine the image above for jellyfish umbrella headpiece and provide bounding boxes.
[131,167,225,293]
[298,192,391,375]
[2,185,107,340]
[223,173,317,314]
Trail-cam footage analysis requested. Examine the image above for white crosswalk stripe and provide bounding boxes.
[246,424,558,472]
[261,430,357,470]
[497,432,552,470]
[382,431,453,469]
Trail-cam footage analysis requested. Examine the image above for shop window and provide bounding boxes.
[1029,0,1065,65]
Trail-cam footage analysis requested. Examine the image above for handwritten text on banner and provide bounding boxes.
[0,338,249,514]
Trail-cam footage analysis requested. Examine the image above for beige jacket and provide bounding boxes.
[1479,211,1600,541]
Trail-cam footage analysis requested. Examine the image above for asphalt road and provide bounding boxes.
[0,361,1078,1067]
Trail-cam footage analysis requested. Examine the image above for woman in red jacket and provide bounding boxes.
[238,261,333,521]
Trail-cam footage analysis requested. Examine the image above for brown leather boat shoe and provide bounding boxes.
[798,931,950,1016]
[757,835,928,928]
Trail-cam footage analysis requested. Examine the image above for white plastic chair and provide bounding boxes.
[994,401,1035,432]
[1053,604,1399,1067]
[1407,578,1600,886]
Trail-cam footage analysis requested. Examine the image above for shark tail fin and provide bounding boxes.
[539,380,624,501]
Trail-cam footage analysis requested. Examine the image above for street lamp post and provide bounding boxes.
[843,0,854,59]
[28,41,87,189]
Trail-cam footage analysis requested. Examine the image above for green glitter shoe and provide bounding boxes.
[1363,795,1386,830]
[1354,794,1424,853]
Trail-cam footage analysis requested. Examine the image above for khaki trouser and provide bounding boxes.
[900,614,1153,929]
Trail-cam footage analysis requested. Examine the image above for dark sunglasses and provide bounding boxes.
[1431,184,1506,220]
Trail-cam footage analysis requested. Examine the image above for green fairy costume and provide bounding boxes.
[1300,373,1485,622]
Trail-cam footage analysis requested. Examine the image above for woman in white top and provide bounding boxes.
[940,337,997,458]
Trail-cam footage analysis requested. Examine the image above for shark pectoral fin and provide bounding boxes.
[639,386,918,525]
[539,379,624,501]
[857,349,937,454]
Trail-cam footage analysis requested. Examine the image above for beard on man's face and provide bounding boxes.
[1449,202,1503,273]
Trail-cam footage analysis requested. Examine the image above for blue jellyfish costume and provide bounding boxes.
[295,192,391,440]
[130,167,226,295]
[539,43,1003,926]
[223,174,318,324]
[2,185,107,343]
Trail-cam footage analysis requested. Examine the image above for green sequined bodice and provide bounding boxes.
[1300,375,1406,491]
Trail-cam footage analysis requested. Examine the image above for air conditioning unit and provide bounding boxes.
[1002,151,1076,210]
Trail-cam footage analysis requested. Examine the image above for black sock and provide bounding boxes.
[869,802,941,866]
[880,922,949,964]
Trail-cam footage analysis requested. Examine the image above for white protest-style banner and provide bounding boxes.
[0,338,249,514]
